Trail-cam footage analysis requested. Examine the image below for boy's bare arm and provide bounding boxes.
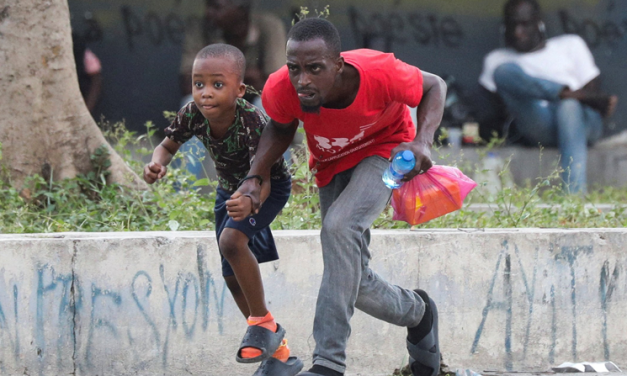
[144,138,181,184]
[237,119,299,213]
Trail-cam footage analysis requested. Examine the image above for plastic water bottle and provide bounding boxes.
[382,150,416,189]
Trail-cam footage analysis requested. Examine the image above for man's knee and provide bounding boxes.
[556,98,585,132]
[557,98,583,115]
[493,62,523,91]
[321,210,355,240]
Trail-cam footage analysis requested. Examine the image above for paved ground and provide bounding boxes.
[377,362,627,376]
[346,371,626,376]
[483,373,627,376]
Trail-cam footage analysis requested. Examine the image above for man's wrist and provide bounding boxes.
[238,175,263,188]
[414,125,437,146]
[411,137,433,150]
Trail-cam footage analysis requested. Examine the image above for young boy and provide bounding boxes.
[143,43,302,376]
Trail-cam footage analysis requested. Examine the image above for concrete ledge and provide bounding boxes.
[0,229,626,375]
[433,146,627,188]
[464,204,627,216]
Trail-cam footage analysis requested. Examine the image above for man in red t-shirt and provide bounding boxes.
[237,18,446,376]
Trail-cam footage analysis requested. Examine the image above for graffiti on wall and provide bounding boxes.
[471,240,624,371]
[347,6,464,52]
[1,237,626,373]
[73,6,203,50]
[71,4,627,54]
[559,9,627,49]
[0,244,227,373]
[120,6,198,50]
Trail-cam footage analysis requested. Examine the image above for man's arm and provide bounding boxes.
[82,49,103,113]
[561,77,617,117]
[391,70,447,181]
[84,73,102,113]
[237,119,299,213]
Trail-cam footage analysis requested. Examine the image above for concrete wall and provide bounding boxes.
[433,145,627,188]
[0,229,626,376]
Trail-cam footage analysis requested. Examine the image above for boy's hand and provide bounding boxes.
[226,191,254,221]
[235,176,268,216]
[144,162,167,184]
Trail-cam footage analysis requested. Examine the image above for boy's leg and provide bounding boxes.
[218,178,292,363]
[220,232,293,366]
[220,228,268,317]
[215,187,266,318]
[216,178,291,317]
[224,274,250,318]
[312,156,425,374]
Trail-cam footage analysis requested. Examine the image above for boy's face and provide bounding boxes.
[286,37,343,114]
[192,56,246,120]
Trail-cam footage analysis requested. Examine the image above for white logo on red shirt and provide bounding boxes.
[312,121,377,154]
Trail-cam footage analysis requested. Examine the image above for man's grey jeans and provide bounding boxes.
[312,155,426,373]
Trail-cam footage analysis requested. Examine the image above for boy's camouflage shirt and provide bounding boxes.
[165,99,290,193]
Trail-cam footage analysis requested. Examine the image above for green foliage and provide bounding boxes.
[0,123,625,234]
[314,5,330,18]
[245,84,262,97]
[274,142,626,230]
[293,5,330,24]
[0,121,216,233]
[271,146,321,230]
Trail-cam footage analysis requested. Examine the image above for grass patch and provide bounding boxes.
[0,122,625,234]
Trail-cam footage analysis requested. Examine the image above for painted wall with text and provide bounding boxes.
[68,0,626,135]
[0,230,626,375]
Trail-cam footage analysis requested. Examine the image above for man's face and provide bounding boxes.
[507,2,542,52]
[286,38,342,114]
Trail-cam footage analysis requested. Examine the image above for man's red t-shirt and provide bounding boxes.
[262,49,423,187]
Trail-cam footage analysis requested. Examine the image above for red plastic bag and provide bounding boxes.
[391,165,477,225]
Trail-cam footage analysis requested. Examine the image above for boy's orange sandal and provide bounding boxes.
[236,323,286,363]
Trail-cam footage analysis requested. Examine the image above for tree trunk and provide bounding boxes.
[0,0,146,190]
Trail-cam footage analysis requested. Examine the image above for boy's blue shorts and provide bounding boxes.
[214,177,291,277]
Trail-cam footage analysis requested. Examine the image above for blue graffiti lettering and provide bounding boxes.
[85,284,122,368]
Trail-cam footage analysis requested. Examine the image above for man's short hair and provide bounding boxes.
[195,43,246,80]
[287,18,341,57]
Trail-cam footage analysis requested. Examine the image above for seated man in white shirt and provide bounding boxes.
[478,0,617,194]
